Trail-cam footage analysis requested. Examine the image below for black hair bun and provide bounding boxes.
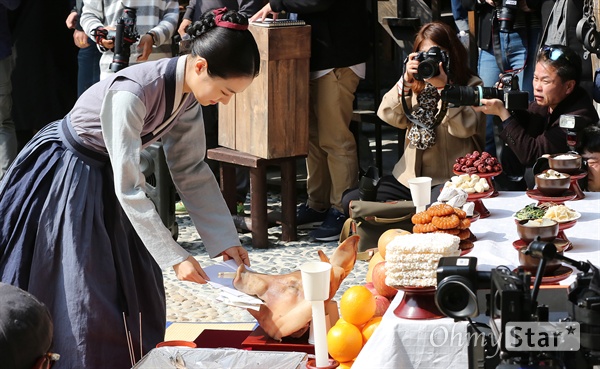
[186,9,249,40]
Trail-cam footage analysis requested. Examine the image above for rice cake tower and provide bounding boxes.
[385,233,460,287]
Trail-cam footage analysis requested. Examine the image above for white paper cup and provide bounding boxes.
[408,176,432,213]
[300,261,332,301]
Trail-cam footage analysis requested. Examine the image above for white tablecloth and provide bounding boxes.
[352,192,600,369]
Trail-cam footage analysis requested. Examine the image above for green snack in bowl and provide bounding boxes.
[515,203,546,220]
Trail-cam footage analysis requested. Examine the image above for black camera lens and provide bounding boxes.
[497,0,519,32]
[441,86,506,107]
[481,87,504,100]
[109,6,139,72]
[435,276,479,319]
[416,60,440,80]
[413,46,448,81]
[441,86,481,106]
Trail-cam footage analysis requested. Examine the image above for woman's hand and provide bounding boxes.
[221,246,251,267]
[403,52,419,84]
[250,3,277,22]
[472,98,512,121]
[173,255,210,284]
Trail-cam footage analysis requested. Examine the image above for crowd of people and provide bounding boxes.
[1,1,600,368]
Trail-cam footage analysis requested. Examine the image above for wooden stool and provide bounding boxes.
[206,147,303,248]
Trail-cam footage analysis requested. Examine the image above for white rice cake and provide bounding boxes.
[385,233,460,288]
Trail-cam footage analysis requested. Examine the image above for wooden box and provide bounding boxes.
[218,24,311,159]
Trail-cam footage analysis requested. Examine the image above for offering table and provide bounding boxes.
[353,192,600,369]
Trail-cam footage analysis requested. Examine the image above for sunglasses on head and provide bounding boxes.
[539,45,572,63]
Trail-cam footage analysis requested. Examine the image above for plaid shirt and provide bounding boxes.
[80,0,178,77]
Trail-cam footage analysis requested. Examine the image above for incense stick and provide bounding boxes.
[122,312,134,367]
[139,312,143,360]
[128,331,135,364]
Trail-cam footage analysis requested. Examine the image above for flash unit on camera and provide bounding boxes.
[559,115,576,130]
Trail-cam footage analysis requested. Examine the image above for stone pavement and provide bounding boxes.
[163,192,370,324]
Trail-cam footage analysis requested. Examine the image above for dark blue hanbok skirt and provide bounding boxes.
[0,118,166,369]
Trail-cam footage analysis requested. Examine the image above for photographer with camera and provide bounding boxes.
[474,44,598,190]
[466,0,542,159]
[341,22,485,210]
[80,0,179,79]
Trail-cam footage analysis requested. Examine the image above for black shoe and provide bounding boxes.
[309,208,347,242]
[296,203,328,229]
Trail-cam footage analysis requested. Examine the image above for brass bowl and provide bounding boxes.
[535,170,571,197]
[516,218,559,243]
[547,153,582,174]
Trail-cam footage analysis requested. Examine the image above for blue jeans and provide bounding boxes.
[451,0,469,31]
[478,27,540,156]
[77,39,101,96]
[0,53,17,180]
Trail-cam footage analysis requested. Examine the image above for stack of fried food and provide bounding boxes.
[411,203,474,251]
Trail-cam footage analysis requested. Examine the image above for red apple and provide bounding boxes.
[364,282,378,296]
[372,261,398,299]
[373,294,391,317]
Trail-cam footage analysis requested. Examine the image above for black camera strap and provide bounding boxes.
[401,57,448,131]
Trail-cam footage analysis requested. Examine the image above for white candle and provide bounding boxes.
[300,261,332,368]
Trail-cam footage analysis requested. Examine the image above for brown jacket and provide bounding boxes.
[377,75,486,187]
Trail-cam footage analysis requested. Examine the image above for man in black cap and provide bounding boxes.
[0,283,58,369]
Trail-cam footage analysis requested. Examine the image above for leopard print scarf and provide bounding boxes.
[407,83,440,150]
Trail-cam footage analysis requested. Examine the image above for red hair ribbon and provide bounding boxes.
[213,7,248,31]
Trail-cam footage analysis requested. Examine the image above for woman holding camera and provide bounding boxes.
[0,8,257,369]
[342,22,485,212]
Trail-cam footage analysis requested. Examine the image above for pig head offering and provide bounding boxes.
[232,235,359,341]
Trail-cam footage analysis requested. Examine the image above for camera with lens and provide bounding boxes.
[435,257,491,319]
[441,72,529,110]
[92,6,140,72]
[496,0,519,33]
[435,241,600,368]
[413,46,449,81]
[109,6,139,72]
[564,264,600,368]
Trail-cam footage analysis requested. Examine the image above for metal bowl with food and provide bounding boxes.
[516,218,559,243]
[547,153,582,174]
[535,169,571,197]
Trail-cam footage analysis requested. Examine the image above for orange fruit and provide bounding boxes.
[360,316,382,344]
[339,285,376,326]
[327,321,363,363]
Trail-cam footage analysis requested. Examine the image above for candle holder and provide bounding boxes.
[301,261,332,368]
[408,177,432,213]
